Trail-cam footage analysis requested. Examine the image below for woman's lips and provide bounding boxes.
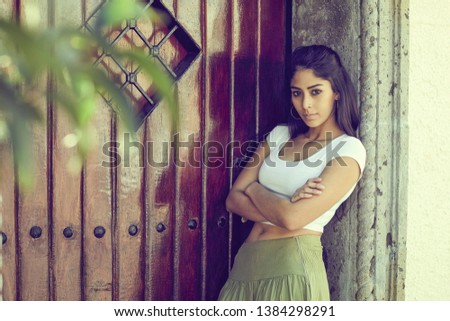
[303,113,318,120]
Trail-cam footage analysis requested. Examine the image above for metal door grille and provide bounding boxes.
[84,0,201,127]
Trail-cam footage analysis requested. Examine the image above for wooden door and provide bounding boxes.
[0,0,289,300]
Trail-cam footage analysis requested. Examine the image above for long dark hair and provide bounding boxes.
[288,45,359,138]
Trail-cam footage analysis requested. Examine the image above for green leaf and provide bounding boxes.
[8,116,34,189]
[96,0,144,27]
[89,68,139,132]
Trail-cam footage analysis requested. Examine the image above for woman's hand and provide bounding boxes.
[290,178,325,202]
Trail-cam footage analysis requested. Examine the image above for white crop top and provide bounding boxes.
[258,125,366,232]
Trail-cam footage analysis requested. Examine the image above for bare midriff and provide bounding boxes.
[245,221,322,243]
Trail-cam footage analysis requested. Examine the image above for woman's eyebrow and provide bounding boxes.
[290,84,324,90]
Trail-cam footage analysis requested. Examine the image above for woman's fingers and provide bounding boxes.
[307,181,325,190]
[298,192,312,198]
[291,192,311,202]
[291,178,326,202]
[291,190,313,202]
[305,187,322,194]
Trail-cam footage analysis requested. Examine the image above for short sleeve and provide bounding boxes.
[265,125,290,152]
[327,137,366,180]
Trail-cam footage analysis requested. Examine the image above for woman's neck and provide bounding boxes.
[303,118,344,142]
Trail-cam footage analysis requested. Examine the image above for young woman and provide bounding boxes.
[218,45,366,301]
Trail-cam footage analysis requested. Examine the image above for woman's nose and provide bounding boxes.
[302,96,312,109]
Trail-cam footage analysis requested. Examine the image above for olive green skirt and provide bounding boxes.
[218,235,330,301]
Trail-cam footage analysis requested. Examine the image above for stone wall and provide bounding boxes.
[405,0,450,300]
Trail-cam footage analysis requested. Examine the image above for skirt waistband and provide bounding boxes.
[241,234,322,251]
[229,235,323,281]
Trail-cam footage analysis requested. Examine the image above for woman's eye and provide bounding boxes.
[291,90,301,97]
[311,89,322,95]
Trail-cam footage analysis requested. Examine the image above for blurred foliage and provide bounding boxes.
[0,0,177,189]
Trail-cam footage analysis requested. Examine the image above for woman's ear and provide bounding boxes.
[335,92,340,100]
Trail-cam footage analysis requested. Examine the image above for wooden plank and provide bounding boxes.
[203,0,232,300]
[51,0,83,300]
[176,0,201,46]
[83,105,114,301]
[145,103,175,300]
[0,0,17,302]
[0,0,15,19]
[0,139,15,301]
[115,124,145,300]
[0,132,16,302]
[229,0,259,266]
[160,0,175,17]
[110,3,147,301]
[144,7,176,300]
[258,0,288,136]
[83,0,114,301]
[17,0,50,301]
[173,0,203,300]
[82,107,114,301]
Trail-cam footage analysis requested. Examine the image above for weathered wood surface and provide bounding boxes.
[0,0,288,300]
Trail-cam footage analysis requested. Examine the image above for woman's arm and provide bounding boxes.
[244,156,361,230]
[225,140,271,222]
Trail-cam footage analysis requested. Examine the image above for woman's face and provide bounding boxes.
[290,68,339,128]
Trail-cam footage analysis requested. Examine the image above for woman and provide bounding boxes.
[218,45,366,301]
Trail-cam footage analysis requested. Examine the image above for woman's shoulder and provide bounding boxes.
[265,124,290,142]
[268,124,289,134]
[330,134,366,173]
[265,124,290,151]
[339,135,366,152]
